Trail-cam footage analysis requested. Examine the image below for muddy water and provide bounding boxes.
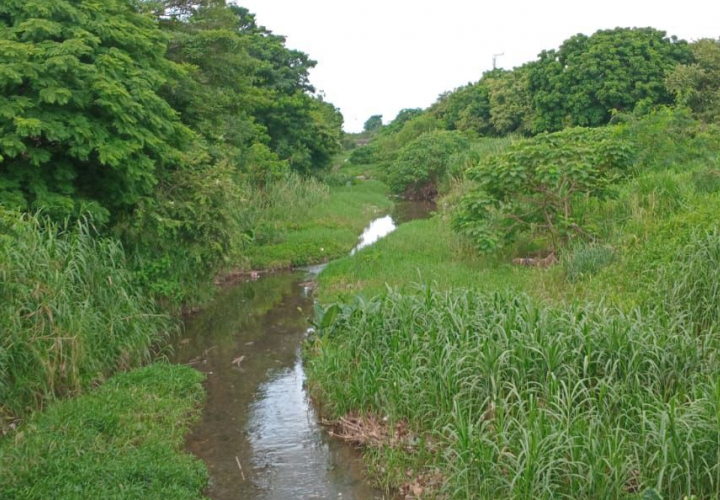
[173,201,433,499]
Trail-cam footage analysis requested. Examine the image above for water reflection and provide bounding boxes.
[173,273,383,500]
[351,215,396,255]
[174,201,436,500]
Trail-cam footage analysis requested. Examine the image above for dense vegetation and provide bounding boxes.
[0,1,380,497]
[0,211,171,419]
[307,28,720,500]
[348,30,718,201]
[3,2,720,497]
[0,0,346,301]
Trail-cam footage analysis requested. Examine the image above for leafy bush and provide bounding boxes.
[0,211,171,421]
[446,137,514,180]
[123,160,246,303]
[348,144,379,165]
[452,126,635,252]
[386,130,469,198]
[666,38,720,123]
[620,107,720,172]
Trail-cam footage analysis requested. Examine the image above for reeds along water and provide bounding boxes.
[306,229,720,499]
[0,212,170,422]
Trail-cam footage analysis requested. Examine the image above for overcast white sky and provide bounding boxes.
[234,0,720,132]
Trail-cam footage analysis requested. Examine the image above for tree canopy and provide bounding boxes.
[363,114,383,132]
[0,0,192,220]
[529,27,692,132]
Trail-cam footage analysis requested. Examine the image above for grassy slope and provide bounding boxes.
[318,217,541,303]
[0,364,207,500]
[242,180,393,270]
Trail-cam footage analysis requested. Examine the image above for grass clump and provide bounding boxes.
[0,211,172,423]
[306,282,720,499]
[0,364,207,500]
[563,243,615,282]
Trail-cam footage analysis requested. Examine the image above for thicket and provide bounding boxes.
[347,29,717,204]
[0,0,345,302]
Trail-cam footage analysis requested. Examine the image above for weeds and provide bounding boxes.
[307,281,720,499]
[0,211,172,423]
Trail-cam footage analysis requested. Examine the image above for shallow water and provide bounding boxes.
[173,201,433,499]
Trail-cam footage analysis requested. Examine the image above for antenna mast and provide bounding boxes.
[492,53,505,70]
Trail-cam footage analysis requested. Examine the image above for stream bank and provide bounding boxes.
[173,201,434,499]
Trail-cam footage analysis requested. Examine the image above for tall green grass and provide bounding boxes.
[309,230,720,498]
[0,211,171,422]
[307,277,720,499]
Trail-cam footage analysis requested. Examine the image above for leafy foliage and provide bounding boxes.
[386,130,469,198]
[452,127,635,251]
[363,114,383,132]
[0,0,193,219]
[529,27,692,132]
[666,38,720,123]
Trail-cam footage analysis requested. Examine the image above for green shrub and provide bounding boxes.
[123,160,247,303]
[446,137,514,180]
[0,210,171,422]
[348,144,379,165]
[452,126,635,252]
[621,107,720,172]
[386,130,469,198]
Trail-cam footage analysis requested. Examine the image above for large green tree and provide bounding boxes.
[666,38,720,123]
[363,114,383,132]
[154,1,342,175]
[529,27,692,132]
[0,0,192,220]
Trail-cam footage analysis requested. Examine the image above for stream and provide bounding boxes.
[172,201,433,500]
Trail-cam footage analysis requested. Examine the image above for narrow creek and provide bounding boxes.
[172,200,434,500]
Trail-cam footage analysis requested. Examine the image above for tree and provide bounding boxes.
[0,0,192,220]
[485,67,533,136]
[154,0,342,174]
[363,115,383,132]
[529,27,692,133]
[666,38,720,123]
[432,82,493,136]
